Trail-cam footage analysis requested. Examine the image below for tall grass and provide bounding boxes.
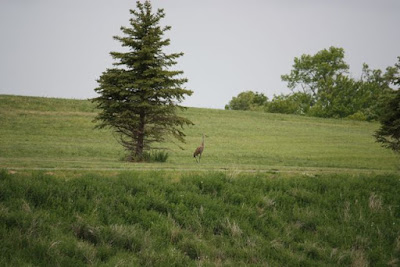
[1,170,399,266]
[142,150,169,163]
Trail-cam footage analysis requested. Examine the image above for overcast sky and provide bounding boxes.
[1,0,399,109]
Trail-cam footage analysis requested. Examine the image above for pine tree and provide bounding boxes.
[92,1,193,161]
[374,57,400,153]
[374,89,400,152]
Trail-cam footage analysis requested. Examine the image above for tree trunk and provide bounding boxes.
[135,112,145,160]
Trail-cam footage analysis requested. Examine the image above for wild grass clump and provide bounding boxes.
[120,150,169,163]
[142,150,169,163]
[1,170,399,266]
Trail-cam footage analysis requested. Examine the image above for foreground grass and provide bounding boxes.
[1,170,399,266]
[0,95,398,172]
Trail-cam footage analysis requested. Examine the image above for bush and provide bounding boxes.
[267,92,312,115]
[346,111,367,121]
[307,104,327,117]
[225,91,268,111]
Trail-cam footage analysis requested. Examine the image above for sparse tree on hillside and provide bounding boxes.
[92,1,193,161]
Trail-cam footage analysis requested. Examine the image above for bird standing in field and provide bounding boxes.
[193,134,205,163]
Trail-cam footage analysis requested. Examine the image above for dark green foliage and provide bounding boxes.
[225,91,268,111]
[374,57,400,152]
[92,1,193,161]
[1,170,399,266]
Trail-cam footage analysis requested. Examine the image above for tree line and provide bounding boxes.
[226,47,399,122]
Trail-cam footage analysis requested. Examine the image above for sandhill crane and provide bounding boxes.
[193,134,205,163]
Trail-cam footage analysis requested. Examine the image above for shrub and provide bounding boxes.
[225,91,268,111]
[346,111,367,121]
[267,92,312,115]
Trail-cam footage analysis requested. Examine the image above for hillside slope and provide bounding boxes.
[0,95,397,172]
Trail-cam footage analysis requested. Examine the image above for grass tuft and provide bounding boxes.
[142,150,169,163]
[368,192,383,212]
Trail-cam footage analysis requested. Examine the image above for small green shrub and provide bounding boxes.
[346,111,367,121]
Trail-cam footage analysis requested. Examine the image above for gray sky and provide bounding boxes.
[1,0,399,109]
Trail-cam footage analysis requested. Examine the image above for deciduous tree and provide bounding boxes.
[281,47,349,104]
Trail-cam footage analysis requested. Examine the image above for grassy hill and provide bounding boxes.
[1,95,399,266]
[0,94,397,172]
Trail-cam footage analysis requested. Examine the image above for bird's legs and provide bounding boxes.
[194,155,201,163]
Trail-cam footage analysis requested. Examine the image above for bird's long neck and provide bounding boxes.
[201,135,205,147]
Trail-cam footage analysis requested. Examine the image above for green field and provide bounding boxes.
[0,95,399,266]
[0,94,397,172]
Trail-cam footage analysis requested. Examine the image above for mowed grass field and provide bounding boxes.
[0,94,397,172]
[0,95,399,266]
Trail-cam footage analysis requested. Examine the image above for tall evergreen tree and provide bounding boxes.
[374,57,400,153]
[92,1,193,161]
